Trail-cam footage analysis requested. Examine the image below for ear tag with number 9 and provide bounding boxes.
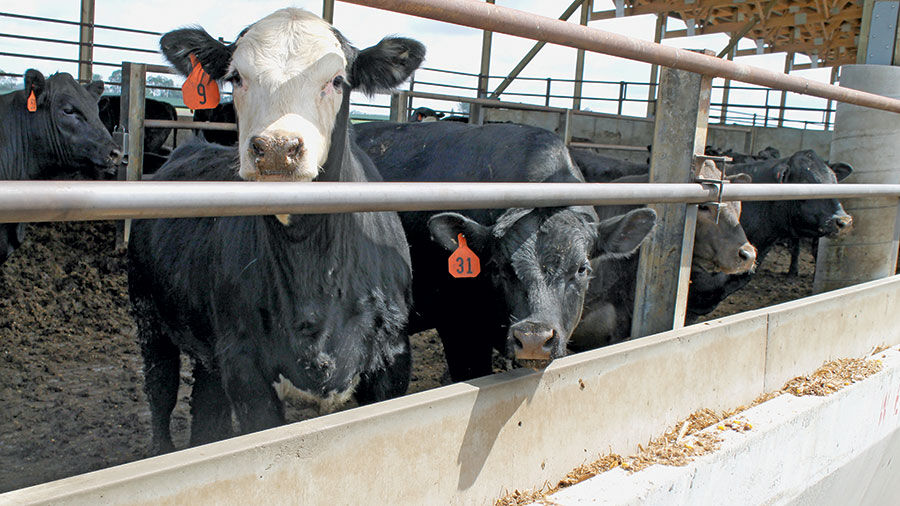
[182,53,220,110]
[26,88,36,112]
[448,233,480,278]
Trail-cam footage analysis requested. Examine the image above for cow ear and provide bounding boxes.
[593,208,656,259]
[84,80,104,101]
[349,37,425,95]
[24,69,46,99]
[160,27,233,80]
[427,213,492,257]
[726,172,752,184]
[830,162,853,182]
[775,163,791,183]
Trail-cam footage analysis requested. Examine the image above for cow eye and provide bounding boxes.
[332,75,345,88]
[226,71,242,87]
[62,105,77,116]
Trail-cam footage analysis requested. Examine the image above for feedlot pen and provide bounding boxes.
[3,260,899,505]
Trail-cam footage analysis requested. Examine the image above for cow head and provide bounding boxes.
[692,161,756,275]
[776,150,853,238]
[160,8,424,181]
[21,69,120,179]
[428,207,656,367]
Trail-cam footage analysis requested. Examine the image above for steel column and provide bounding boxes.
[720,47,734,124]
[488,0,583,99]
[647,13,666,117]
[470,0,494,125]
[117,62,146,248]
[631,64,712,338]
[777,53,793,127]
[322,0,335,23]
[77,0,95,83]
[572,0,591,110]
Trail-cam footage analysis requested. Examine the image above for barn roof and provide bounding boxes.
[591,0,862,69]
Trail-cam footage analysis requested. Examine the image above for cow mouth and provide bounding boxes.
[515,358,552,370]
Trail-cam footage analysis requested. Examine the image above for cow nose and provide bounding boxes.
[511,322,557,361]
[250,135,305,176]
[835,214,853,230]
[738,243,757,263]
[109,147,123,164]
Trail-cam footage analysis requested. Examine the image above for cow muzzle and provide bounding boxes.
[826,214,853,236]
[249,134,308,180]
[509,320,560,367]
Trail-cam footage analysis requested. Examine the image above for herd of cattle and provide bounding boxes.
[0,8,854,454]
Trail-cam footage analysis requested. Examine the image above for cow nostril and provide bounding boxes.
[286,138,304,158]
[250,136,267,157]
[513,336,524,350]
[542,333,558,350]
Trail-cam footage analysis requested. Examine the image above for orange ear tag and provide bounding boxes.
[448,233,481,278]
[182,54,220,110]
[26,89,36,112]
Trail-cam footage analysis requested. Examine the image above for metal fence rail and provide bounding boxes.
[1,181,898,223]
[340,0,900,114]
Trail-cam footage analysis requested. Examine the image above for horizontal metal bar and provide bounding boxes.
[0,11,163,36]
[0,32,158,54]
[1,182,899,224]
[339,0,900,114]
[568,142,648,151]
[143,119,238,131]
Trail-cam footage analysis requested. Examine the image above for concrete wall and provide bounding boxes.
[4,276,900,506]
[484,108,833,166]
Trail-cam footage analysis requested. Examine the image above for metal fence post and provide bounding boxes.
[764,88,770,127]
[545,77,552,107]
[617,81,626,115]
[630,63,712,338]
[389,91,409,122]
[115,62,146,250]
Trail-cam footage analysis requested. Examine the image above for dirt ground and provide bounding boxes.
[0,221,814,493]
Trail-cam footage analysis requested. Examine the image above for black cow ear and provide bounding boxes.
[830,162,853,182]
[160,27,233,80]
[428,213,491,256]
[24,69,46,99]
[84,80,104,101]
[775,164,790,183]
[593,208,656,259]
[349,37,425,95]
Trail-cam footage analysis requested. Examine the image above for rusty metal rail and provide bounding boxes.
[339,0,900,114]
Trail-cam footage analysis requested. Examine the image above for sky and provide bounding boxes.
[0,1,836,128]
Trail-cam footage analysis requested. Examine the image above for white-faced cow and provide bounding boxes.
[128,8,424,453]
[0,69,121,264]
[354,121,656,381]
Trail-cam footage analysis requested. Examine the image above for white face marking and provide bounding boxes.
[228,8,347,181]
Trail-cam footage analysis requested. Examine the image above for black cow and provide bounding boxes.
[97,95,177,172]
[354,121,656,381]
[192,101,238,146]
[568,147,648,182]
[687,149,853,318]
[128,8,424,453]
[0,69,120,264]
[409,106,444,122]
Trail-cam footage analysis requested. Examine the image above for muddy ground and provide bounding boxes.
[0,221,816,493]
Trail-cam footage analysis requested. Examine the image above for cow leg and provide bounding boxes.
[788,238,801,276]
[189,360,233,447]
[354,336,412,405]
[437,325,493,382]
[221,355,285,435]
[135,312,179,455]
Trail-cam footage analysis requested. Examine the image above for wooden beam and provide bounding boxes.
[647,12,667,117]
[78,0,95,83]
[777,52,793,127]
[664,8,861,39]
[716,0,778,58]
[857,0,875,63]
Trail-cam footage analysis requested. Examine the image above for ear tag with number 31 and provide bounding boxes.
[448,233,480,278]
[182,54,220,110]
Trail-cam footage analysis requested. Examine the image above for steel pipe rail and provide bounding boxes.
[339,0,900,114]
[1,181,900,224]
[143,119,238,131]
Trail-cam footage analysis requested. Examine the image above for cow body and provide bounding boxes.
[192,101,238,146]
[97,95,177,172]
[128,8,423,453]
[355,121,656,381]
[0,70,120,264]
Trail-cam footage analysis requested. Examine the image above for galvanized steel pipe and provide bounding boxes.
[339,0,900,114]
[1,181,900,223]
